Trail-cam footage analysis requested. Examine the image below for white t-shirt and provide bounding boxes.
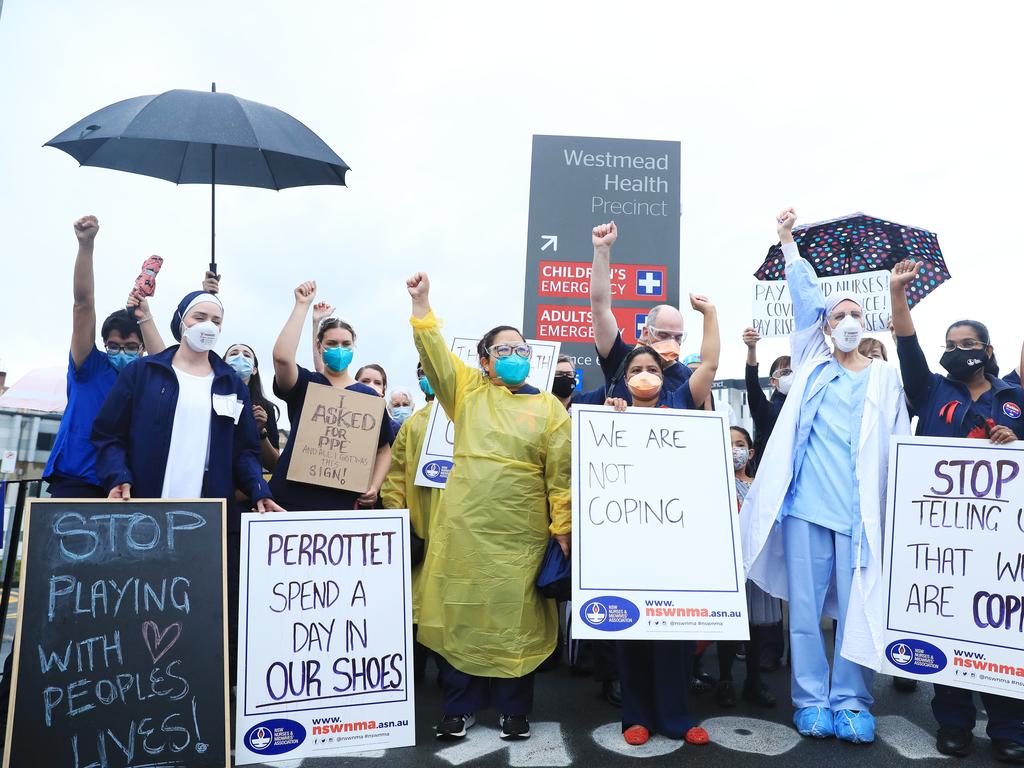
[160,366,214,499]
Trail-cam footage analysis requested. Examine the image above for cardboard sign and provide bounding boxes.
[286,384,387,494]
[882,437,1024,698]
[414,336,560,489]
[751,270,891,338]
[235,510,416,763]
[4,499,229,768]
[571,405,748,640]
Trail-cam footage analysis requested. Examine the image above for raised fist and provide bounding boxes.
[406,272,430,300]
[592,221,618,249]
[294,280,316,305]
[74,215,99,243]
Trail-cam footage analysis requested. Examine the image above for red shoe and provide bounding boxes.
[623,725,650,745]
[133,255,164,298]
[685,726,709,745]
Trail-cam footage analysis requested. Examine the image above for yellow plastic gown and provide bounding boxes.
[411,312,571,678]
[381,400,443,623]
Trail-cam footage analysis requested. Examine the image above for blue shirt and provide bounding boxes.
[598,331,692,399]
[270,366,392,511]
[44,347,118,486]
[788,363,870,535]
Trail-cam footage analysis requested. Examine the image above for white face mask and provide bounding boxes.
[776,374,794,396]
[732,447,750,471]
[181,320,220,353]
[829,315,864,353]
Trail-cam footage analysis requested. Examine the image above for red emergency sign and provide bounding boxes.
[538,261,667,302]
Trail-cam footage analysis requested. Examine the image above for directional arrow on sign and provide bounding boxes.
[541,235,558,252]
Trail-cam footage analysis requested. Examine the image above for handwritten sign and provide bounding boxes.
[287,384,386,494]
[3,499,229,768]
[882,437,1024,698]
[751,270,891,338]
[570,405,748,640]
[235,510,415,763]
[414,336,560,489]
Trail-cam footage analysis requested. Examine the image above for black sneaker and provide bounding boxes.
[435,713,475,740]
[499,714,531,740]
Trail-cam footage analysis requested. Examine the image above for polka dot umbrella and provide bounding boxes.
[754,213,950,308]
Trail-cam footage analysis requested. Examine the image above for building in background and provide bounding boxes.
[0,367,65,480]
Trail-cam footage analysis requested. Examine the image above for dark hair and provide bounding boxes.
[226,343,280,422]
[946,320,999,376]
[730,425,753,448]
[477,325,525,360]
[623,344,666,373]
[317,317,357,344]
[769,355,792,377]
[356,364,388,392]
[100,310,142,343]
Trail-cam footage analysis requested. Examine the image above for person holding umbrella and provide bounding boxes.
[741,208,910,744]
[406,271,570,742]
[269,281,392,510]
[889,259,1024,764]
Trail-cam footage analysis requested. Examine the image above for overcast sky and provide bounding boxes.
[2,1,1022,422]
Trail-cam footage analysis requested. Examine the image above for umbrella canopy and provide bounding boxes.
[755,212,951,307]
[45,88,349,189]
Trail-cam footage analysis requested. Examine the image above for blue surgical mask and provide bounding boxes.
[392,406,413,425]
[418,375,434,397]
[226,353,254,382]
[107,351,139,371]
[494,355,531,386]
[322,346,353,373]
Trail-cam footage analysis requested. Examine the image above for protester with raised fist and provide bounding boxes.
[741,208,910,745]
[889,258,1024,763]
[269,281,392,510]
[407,271,570,743]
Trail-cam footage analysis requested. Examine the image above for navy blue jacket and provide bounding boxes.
[896,334,1024,439]
[91,346,272,502]
[745,362,786,472]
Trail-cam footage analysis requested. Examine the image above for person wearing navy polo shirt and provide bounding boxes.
[890,259,1024,765]
[44,215,167,498]
[589,222,692,399]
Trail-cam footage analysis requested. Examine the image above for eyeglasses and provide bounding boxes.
[488,343,532,359]
[105,343,142,354]
[943,339,986,352]
[771,368,793,379]
[647,326,687,345]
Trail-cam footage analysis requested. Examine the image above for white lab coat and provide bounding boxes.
[740,288,910,672]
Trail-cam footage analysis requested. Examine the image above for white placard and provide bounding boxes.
[570,404,748,640]
[751,270,891,338]
[1,450,15,474]
[882,436,1024,699]
[235,510,416,764]
[414,336,560,489]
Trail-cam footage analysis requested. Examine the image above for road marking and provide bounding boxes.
[876,715,950,759]
[701,716,802,756]
[436,724,571,767]
[590,723,683,757]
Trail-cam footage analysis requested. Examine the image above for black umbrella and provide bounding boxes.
[755,212,951,308]
[46,84,350,273]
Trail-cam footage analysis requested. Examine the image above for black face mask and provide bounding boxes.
[940,347,988,382]
[552,375,577,398]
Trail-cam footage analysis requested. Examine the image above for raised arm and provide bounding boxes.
[70,216,100,368]
[273,281,316,395]
[686,294,720,407]
[311,301,334,374]
[889,259,918,338]
[777,209,829,368]
[742,327,772,422]
[589,221,619,358]
[889,259,933,408]
[126,294,166,354]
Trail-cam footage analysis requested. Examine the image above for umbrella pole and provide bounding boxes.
[209,82,218,276]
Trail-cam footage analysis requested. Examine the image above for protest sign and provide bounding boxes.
[414,336,560,489]
[751,270,891,338]
[235,510,415,764]
[570,404,748,641]
[4,499,229,768]
[882,437,1024,698]
[286,383,386,494]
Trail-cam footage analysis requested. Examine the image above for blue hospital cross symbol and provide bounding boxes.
[637,270,663,297]
[635,313,648,339]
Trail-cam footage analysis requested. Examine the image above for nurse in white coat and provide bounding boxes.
[740,209,910,744]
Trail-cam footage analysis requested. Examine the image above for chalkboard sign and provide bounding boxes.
[3,499,230,768]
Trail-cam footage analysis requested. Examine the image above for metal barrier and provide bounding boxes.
[0,478,44,643]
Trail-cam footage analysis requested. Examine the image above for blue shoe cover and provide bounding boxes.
[833,709,875,744]
[793,706,834,738]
